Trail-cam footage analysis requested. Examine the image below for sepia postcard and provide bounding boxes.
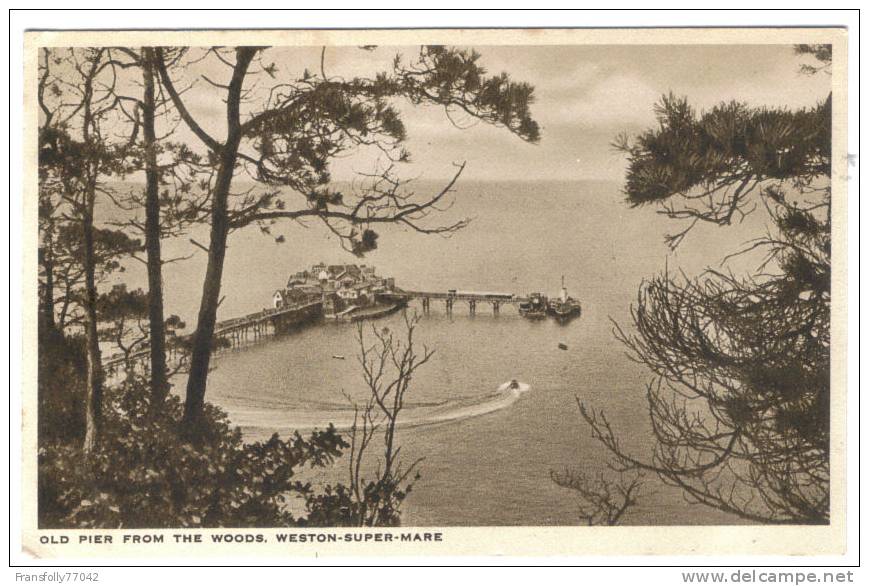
[19,26,849,558]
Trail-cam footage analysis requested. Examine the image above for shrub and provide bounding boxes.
[38,321,87,445]
[38,378,347,528]
[302,475,418,527]
[38,317,429,529]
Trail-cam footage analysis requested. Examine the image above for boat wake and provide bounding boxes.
[228,382,531,437]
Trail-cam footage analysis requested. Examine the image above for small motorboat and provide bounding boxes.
[498,379,531,393]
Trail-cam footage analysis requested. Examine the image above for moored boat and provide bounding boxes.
[547,276,582,323]
[519,292,548,319]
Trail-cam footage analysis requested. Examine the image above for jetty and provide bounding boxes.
[103,297,325,379]
[103,263,534,380]
[381,289,529,315]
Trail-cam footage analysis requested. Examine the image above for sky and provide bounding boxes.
[45,42,833,324]
[167,43,833,183]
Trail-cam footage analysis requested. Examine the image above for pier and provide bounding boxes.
[103,261,537,381]
[381,289,529,316]
[103,297,323,380]
[104,288,527,380]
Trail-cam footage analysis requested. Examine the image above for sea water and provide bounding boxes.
[140,179,764,526]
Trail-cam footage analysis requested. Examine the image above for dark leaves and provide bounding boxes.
[618,93,831,213]
[39,380,350,529]
[350,228,379,257]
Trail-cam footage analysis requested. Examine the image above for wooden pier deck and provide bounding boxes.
[104,298,323,375]
[381,288,529,315]
[104,285,529,378]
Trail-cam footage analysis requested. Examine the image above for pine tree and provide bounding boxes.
[155,46,540,436]
[567,48,832,524]
[38,49,144,451]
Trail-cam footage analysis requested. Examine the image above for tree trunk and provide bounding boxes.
[80,56,103,454]
[181,48,256,435]
[39,239,55,329]
[141,48,169,406]
[81,198,103,453]
[181,168,230,432]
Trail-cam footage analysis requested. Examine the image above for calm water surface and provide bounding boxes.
[145,180,763,526]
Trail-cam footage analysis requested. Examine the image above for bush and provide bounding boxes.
[38,378,347,528]
[302,475,418,527]
[38,321,87,445]
[38,319,427,529]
